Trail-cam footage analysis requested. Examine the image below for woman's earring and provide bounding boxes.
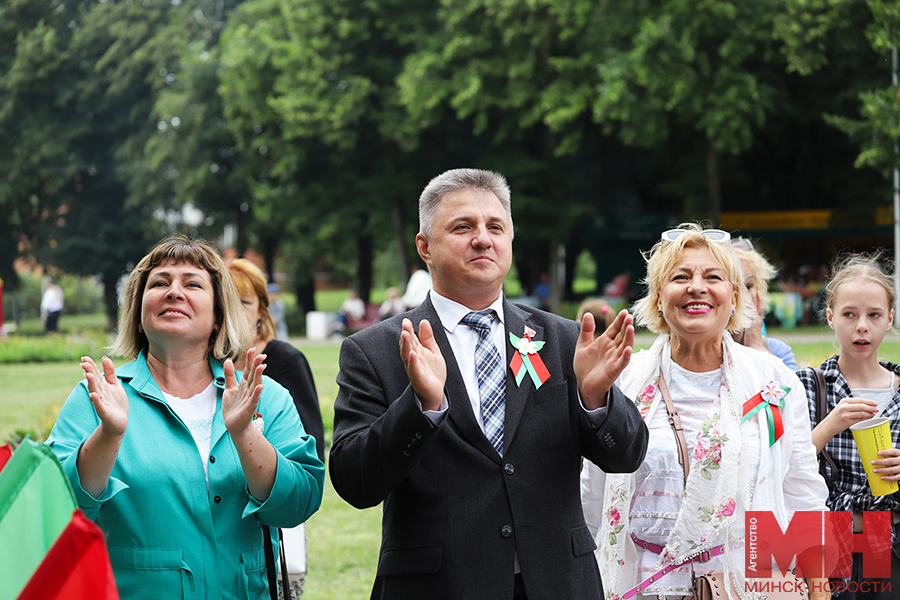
[730,309,735,317]
[658,310,663,318]
[256,319,262,332]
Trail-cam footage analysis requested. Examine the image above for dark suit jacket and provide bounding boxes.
[329,296,648,600]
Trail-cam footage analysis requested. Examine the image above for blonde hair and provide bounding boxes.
[109,235,250,361]
[632,223,751,335]
[825,252,896,316]
[732,245,777,312]
[228,258,276,343]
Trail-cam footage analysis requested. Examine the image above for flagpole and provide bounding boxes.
[893,45,899,325]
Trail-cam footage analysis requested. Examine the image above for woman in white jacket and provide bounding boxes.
[581,224,828,600]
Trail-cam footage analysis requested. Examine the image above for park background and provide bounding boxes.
[1,1,899,598]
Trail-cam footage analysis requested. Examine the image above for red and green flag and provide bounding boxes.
[0,439,118,600]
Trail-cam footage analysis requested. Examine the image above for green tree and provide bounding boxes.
[396,0,614,298]
[126,1,257,249]
[773,0,898,225]
[0,0,82,284]
[219,0,433,305]
[0,1,180,328]
[806,2,898,177]
[586,0,795,224]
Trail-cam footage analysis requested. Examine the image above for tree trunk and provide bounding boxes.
[356,230,373,305]
[383,149,410,284]
[295,279,316,316]
[706,137,722,227]
[563,240,580,302]
[548,243,563,313]
[392,200,410,284]
[102,272,119,333]
[261,235,278,284]
[236,204,250,256]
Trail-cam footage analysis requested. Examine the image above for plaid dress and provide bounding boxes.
[797,355,900,513]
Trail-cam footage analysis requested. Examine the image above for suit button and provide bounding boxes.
[504,463,514,475]
[214,495,222,504]
[500,525,512,538]
[403,449,410,457]
[209,455,216,463]
[415,431,422,439]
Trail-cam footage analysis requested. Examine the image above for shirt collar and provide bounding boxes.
[429,290,506,334]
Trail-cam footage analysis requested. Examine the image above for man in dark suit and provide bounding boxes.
[330,168,649,600]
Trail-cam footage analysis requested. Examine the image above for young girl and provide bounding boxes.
[797,253,900,598]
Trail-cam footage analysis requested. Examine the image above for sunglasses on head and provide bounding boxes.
[660,228,731,243]
[730,237,754,251]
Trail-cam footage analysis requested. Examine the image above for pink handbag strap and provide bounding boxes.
[622,533,726,599]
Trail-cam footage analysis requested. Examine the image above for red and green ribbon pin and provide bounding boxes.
[509,326,551,389]
[741,382,789,446]
[251,411,265,434]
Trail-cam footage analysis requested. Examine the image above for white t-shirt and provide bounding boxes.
[163,382,217,485]
[41,286,64,313]
[852,371,897,417]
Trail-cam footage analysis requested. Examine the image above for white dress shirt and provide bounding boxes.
[428,291,507,429]
[421,290,606,427]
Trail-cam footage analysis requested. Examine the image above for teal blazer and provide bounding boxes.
[47,350,325,600]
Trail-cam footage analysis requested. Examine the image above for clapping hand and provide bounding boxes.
[82,356,128,437]
[222,347,266,435]
[399,318,446,411]
[573,310,634,410]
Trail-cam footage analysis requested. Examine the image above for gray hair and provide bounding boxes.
[418,168,513,239]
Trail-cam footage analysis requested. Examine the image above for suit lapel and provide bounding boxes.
[415,298,500,463]
[502,300,537,454]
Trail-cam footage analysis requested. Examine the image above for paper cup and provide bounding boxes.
[850,417,900,497]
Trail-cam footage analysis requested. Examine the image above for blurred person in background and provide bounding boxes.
[334,290,366,335]
[268,282,289,341]
[533,272,551,312]
[730,237,798,370]
[378,286,405,321]
[576,298,615,339]
[47,235,324,600]
[229,258,325,464]
[401,263,432,310]
[41,276,64,334]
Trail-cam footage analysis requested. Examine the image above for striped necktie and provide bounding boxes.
[461,310,505,455]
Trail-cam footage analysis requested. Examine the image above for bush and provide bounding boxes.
[2,271,104,321]
[0,332,110,364]
[276,292,305,338]
[10,404,62,444]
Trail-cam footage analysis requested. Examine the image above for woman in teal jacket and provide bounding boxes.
[47,235,325,600]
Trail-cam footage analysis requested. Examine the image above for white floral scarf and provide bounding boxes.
[599,335,762,600]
